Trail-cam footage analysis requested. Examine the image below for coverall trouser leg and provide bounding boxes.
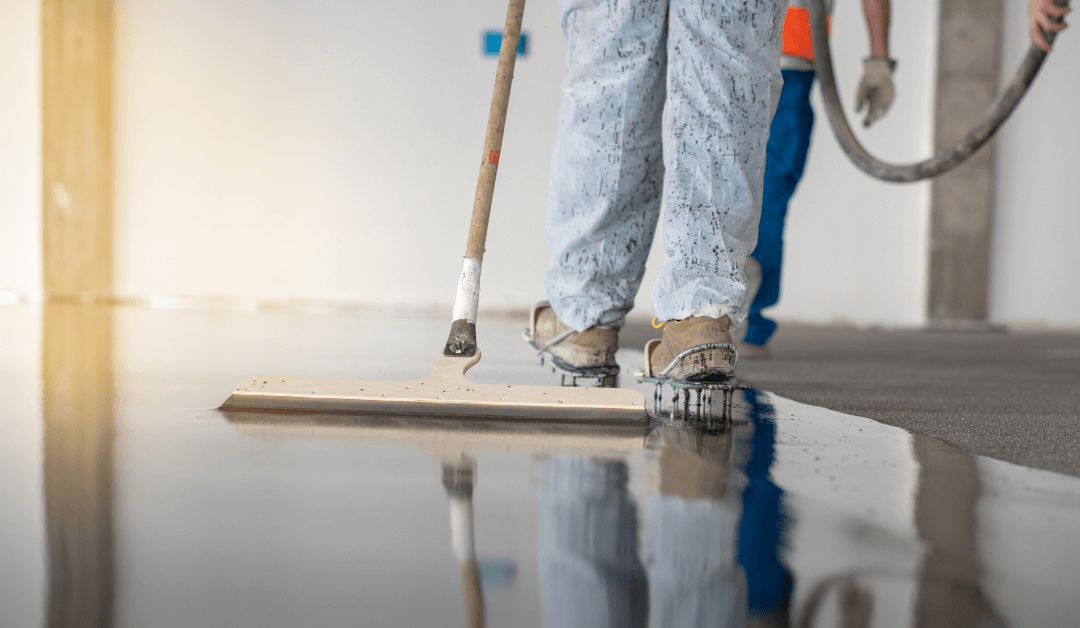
[545,0,786,332]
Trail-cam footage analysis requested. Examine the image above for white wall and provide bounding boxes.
[990,0,1080,327]
[114,0,562,311]
[0,0,41,300]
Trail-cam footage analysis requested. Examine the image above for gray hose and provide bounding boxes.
[808,0,1069,182]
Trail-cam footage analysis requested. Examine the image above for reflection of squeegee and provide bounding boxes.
[223,410,647,459]
[218,0,647,422]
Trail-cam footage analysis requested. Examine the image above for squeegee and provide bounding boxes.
[221,0,648,422]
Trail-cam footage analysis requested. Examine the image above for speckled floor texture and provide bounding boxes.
[625,323,1080,476]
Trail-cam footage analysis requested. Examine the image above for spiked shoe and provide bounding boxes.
[644,316,736,381]
[522,302,619,373]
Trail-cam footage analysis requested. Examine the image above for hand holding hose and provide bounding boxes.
[854,58,895,127]
[809,0,1071,182]
[1030,0,1071,51]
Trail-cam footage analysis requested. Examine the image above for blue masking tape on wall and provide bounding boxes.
[483,31,528,56]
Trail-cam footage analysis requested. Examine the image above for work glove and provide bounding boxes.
[855,57,895,128]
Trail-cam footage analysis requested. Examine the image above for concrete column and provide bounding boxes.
[42,0,115,301]
[928,0,1004,323]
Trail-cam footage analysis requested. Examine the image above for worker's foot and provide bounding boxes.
[523,302,618,373]
[738,342,771,360]
[645,316,736,381]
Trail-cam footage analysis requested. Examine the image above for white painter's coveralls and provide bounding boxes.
[545,0,787,331]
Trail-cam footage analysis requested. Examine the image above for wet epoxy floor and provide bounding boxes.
[2,303,1079,627]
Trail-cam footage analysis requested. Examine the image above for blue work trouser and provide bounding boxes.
[745,69,816,347]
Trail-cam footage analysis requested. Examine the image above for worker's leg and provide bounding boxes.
[544,0,668,332]
[653,0,786,324]
[745,69,816,347]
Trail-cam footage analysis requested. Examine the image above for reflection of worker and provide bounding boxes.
[741,0,894,358]
[528,0,788,382]
[739,389,795,626]
[537,459,648,628]
[646,426,748,627]
[536,392,794,626]
[537,447,748,628]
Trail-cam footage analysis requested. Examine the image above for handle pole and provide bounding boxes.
[445,0,526,357]
[466,0,525,262]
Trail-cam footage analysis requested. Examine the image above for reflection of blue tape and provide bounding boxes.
[478,558,517,589]
[483,31,529,56]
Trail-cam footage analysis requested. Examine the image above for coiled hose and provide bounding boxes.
[808,0,1070,182]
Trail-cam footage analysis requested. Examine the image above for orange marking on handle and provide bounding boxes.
[488,149,501,166]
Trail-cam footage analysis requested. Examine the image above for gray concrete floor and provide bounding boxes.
[624,324,1080,477]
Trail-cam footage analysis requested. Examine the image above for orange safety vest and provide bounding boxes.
[781,6,832,60]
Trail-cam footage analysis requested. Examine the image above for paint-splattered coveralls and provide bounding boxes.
[544,0,787,331]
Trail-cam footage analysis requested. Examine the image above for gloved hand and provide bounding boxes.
[855,57,895,128]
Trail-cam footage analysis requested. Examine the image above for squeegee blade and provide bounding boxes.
[220,353,648,422]
[221,376,647,421]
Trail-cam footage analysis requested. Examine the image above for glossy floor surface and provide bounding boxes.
[634,325,1080,476]
[2,303,1079,627]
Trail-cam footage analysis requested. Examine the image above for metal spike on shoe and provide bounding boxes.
[522,301,620,385]
[636,370,749,424]
[637,330,748,423]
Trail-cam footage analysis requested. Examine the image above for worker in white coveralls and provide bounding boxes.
[527,0,1070,381]
[527,0,789,382]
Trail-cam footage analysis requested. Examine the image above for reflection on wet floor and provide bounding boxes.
[1,303,1079,627]
[42,304,115,628]
[442,458,484,628]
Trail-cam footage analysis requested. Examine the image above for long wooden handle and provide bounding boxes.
[444,0,525,357]
[466,0,525,262]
